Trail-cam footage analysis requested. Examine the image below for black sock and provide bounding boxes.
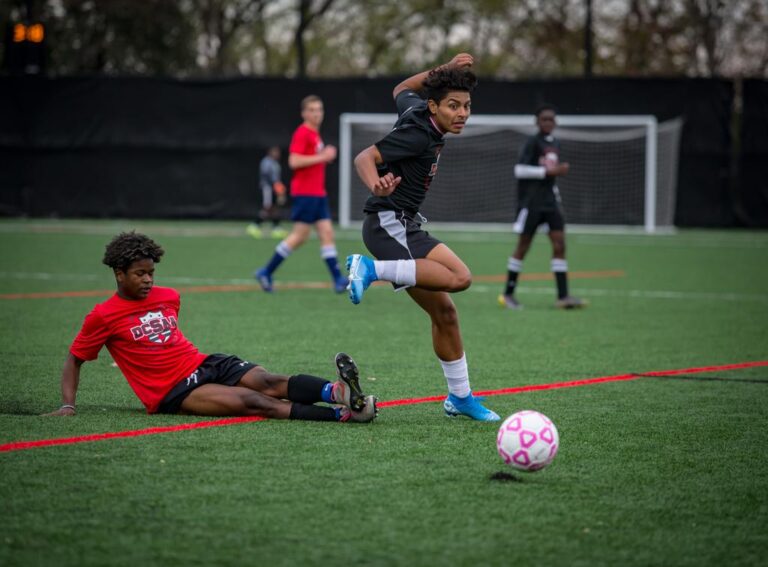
[289,403,338,421]
[555,272,568,299]
[505,271,520,296]
[287,374,330,404]
[505,257,523,296]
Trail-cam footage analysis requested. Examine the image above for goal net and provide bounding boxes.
[339,114,682,233]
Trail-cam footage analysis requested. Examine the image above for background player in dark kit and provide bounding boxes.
[499,104,586,310]
[247,145,288,239]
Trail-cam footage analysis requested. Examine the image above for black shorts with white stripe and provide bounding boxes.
[157,353,257,414]
[362,210,443,261]
[513,206,565,235]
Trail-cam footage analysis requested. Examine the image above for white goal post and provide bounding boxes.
[339,114,682,233]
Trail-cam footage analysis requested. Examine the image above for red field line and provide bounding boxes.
[2,360,766,454]
[0,416,265,453]
[0,270,625,300]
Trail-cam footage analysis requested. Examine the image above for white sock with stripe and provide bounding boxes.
[440,353,471,398]
[276,241,293,258]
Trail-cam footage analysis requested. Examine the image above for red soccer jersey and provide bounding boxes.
[69,286,208,414]
[289,123,326,197]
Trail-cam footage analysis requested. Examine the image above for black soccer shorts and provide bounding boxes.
[362,210,443,291]
[513,206,565,235]
[362,210,442,261]
[157,354,258,414]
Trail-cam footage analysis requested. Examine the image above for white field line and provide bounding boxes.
[0,272,255,286]
[1,221,766,248]
[2,271,768,303]
[470,284,768,303]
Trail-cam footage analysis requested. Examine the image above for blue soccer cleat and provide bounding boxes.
[444,393,500,421]
[254,268,273,293]
[346,254,377,305]
[334,276,349,294]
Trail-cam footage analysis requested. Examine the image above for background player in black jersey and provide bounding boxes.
[345,53,499,422]
[499,104,586,310]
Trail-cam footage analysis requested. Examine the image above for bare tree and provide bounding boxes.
[17,0,768,78]
[294,0,334,78]
[194,0,270,75]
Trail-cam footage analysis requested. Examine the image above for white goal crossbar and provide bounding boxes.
[340,114,663,233]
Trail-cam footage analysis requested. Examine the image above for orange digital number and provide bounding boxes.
[28,24,45,43]
[13,23,26,43]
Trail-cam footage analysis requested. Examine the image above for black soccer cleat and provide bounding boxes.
[334,352,367,412]
[555,296,588,309]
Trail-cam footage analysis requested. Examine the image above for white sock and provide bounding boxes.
[373,259,416,286]
[551,258,568,272]
[276,241,293,258]
[507,257,523,272]
[320,244,337,259]
[440,353,471,398]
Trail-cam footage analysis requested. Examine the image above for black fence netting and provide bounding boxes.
[0,75,764,227]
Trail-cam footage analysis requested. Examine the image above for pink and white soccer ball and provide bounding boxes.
[496,410,559,471]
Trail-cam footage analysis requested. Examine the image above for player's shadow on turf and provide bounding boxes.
[489,471,524,482]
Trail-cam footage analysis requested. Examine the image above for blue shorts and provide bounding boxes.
[291,196,331,223]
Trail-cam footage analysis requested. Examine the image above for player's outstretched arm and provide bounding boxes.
[354,145,401,197]
[288,145,337,170]
[392,53,474,99]
[42,353,83,416]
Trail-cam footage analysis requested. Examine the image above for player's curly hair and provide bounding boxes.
[102,231,164,272]
[535,103,558,117]
[423,67,478,103]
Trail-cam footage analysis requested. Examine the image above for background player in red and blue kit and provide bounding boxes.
[346,53,500,422]
[254,95,347,293]
[45,232,375,422]
[499,104,586,310]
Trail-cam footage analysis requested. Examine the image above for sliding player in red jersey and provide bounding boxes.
[45,232,375,422]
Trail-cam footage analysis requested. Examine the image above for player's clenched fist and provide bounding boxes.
[321,144,337,163]
[371,173,402,196]
[448,53,474,69]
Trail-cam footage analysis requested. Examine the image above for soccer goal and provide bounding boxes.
[339,114,683,233]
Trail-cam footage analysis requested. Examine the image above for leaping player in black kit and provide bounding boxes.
[345,53,500,422]
[499,104,587,310]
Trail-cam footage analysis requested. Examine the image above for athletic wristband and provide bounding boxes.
[60,404,76,411]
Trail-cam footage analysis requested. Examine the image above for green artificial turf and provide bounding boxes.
[1,220,767,567]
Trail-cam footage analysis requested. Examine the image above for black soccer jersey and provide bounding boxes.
[363,90,446,215]
[517,132,562,211]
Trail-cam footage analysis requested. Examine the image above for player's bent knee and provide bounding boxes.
[449,271,472,292]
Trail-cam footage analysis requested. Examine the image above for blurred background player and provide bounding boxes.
[254,95,347,293]
[45,231,376,422]
[247,146,288,239]
[346,53,499,422]
[499,104,586,310]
